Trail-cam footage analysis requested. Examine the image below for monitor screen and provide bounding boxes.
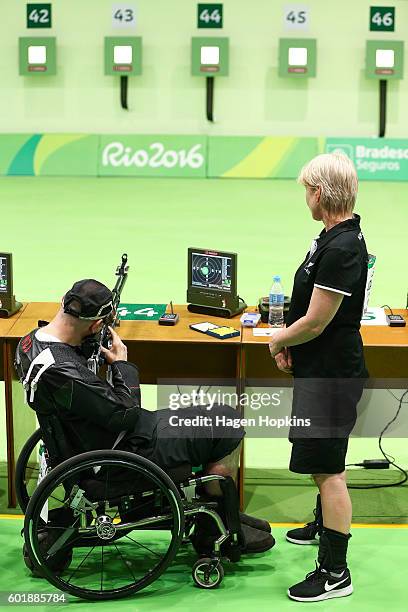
[0,256,8,293]
[190,250,233,293]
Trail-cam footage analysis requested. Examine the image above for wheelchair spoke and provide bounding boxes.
[124,534,162,559]
[100,545,104,592]
[66,545,96,583]
[112,542,137,583]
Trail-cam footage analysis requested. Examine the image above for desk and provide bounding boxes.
[0,305,28,508]
[3,303,245,507]
[241,309,408,384]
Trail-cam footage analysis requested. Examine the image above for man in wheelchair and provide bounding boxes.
[15,278,274,560]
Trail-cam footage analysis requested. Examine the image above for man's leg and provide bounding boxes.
[203,442,241,497]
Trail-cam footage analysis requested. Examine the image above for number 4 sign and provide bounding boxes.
[283,5,309,31]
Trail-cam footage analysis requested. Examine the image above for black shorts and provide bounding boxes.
[290,437,349,474]
[126,404,244,470]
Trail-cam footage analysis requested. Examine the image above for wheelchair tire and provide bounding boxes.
[15,428,43,513]
[192,557,224,589]
[24,450,185,600]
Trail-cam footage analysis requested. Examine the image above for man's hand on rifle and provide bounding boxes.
[100,326,128,364]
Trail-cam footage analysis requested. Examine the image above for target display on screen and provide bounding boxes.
[191,251,232,292]
[0,256,8,293]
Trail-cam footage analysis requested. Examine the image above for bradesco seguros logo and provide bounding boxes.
[326,144,354,161]
[326,139,408,179]
[100,138,205,175]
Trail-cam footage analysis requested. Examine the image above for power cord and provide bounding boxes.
[347,389,408,489]
[381,304,394,315]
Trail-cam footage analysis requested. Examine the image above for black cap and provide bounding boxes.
[63,279,113,320]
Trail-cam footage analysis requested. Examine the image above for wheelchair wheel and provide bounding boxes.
[24,450,185,601]
[192,557,224,589]
[15,428,44,513]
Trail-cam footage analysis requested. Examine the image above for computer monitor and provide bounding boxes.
[0,253,22,317]
[187,248,245,318]
[0,254,11,296]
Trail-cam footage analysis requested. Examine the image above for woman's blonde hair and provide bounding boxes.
[298,152,358,216]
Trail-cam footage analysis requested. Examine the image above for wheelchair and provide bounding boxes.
[16,414,243,601]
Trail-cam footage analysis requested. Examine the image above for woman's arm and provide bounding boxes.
[269,287,344,357]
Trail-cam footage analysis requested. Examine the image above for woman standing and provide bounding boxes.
[268,153,369,602]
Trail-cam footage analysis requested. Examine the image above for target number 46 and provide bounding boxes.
[370,7,395,31]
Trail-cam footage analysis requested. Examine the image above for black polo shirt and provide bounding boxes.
[286,214,369,378]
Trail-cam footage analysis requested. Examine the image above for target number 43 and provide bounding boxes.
[112,4,136,28]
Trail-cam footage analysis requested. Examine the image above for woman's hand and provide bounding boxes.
[268,332,284,358]
[274,348,293,374]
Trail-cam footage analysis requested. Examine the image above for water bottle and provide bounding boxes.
[269,275,284,327]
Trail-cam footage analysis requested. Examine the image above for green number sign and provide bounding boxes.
[370,6,395,32]
[27,3,52,28]
[197,4,223,29]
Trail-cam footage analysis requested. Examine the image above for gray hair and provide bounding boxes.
[298,153,358,215]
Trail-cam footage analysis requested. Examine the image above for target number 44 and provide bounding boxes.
[197,4,223,28]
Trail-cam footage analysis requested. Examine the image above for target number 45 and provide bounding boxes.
[283,5,309,30]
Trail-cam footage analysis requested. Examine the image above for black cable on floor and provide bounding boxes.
[347,390,408,490]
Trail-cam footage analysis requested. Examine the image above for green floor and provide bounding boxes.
[0,176,407,307]
[1,518,407,611]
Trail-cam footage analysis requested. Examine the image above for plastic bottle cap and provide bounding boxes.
[273,275,281,282]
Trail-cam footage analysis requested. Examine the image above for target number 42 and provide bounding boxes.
[26,3,52,28]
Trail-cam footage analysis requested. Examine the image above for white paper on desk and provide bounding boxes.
[361,307,387,326]
[252,328,280,337]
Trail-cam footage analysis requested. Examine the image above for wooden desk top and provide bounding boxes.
[5,302,60,339]
[119,305,242,344]
[3,303,408,349]
[4,303,243,345]
[241,309,408,348]
[0,303,28,338]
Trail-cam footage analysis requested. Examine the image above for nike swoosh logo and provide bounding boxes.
[324,577,348,592]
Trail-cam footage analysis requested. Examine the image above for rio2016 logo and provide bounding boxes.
[102,141,205,169]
